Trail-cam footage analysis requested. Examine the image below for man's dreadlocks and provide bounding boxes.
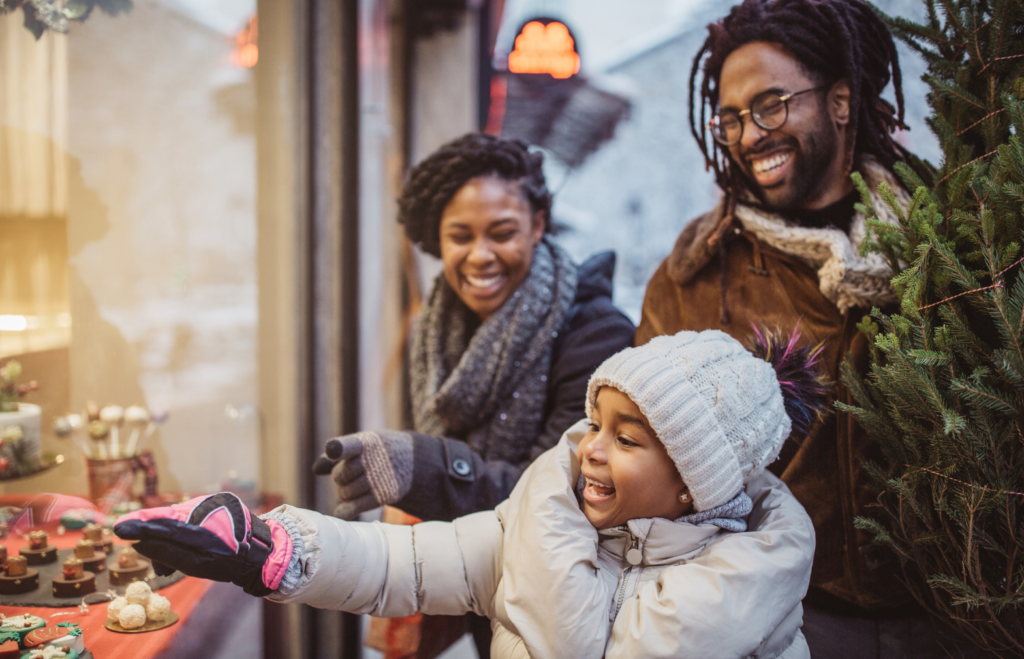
[688,0,908,197]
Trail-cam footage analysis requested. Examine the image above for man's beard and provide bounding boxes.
[737,115,839,213]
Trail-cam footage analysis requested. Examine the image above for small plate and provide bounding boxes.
[103,610,178,634]
[0,452,65,482]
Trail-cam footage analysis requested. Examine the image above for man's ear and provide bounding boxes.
[531,210,547,245]
[830,79,852,127]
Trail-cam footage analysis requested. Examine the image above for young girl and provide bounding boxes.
[114,329,826,659]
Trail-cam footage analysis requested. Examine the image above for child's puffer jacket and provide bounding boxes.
[266,420,815,659]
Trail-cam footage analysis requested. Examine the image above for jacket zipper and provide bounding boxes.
[610,531,642,621]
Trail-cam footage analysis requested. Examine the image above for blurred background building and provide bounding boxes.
[0,0,940,657]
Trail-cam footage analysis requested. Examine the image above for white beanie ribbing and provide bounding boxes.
[585,330,791,511]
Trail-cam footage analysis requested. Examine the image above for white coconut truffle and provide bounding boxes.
[145,593,170,622]
[107,596,128,621]
[118,603,147,630]
[125,581,152,605]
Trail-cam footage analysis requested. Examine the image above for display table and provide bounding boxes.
[0,497,214,659]
[0,577,212,658]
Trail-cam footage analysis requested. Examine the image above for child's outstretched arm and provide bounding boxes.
[499,421,614,659]
[113,492,503,618]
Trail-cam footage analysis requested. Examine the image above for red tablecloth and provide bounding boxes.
[0,526,213,658]
[0,577,213,659]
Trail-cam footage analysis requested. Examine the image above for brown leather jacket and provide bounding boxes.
[637,204,908,611]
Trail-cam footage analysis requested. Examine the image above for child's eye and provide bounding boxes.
[588,422,600,432]
[617,436,638,448]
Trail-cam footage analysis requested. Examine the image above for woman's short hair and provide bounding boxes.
[397,133,553,257]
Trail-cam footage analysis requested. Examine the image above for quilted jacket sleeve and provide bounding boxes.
[605,472,815,659]
[499,423,614,659]
[262,505,503,620]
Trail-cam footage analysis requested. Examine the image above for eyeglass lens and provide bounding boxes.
[711,93,790,146]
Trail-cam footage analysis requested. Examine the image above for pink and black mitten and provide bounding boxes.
[113,492,292,597]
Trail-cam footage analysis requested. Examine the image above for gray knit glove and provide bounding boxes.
[311,430,414,520]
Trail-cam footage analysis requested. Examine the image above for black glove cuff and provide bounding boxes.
[237,514,275,597]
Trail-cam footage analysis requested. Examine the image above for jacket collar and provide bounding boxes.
[598,517,721,567]
[665,156,907,301]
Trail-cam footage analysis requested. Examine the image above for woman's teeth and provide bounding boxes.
[585,476,615,498]
[752,152,791,175]
[464,274,503,289]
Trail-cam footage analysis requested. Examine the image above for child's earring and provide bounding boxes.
[678,492,690,503]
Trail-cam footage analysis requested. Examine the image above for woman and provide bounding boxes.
[313,133,634,656]
[313,133,635,522]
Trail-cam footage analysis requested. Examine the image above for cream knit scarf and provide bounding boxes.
[733,156,908,313]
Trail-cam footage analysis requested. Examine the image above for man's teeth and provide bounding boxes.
[752,152,791,175]
[465,274,503,289]
[585,476,615,496]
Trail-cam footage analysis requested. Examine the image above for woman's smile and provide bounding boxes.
[439,176,545,320]
[461,271,508,298]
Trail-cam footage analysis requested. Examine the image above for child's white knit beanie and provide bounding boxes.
[585,329,791,511]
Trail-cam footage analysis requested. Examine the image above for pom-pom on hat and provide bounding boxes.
[585,328,828,511]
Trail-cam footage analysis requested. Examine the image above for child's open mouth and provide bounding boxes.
[583,475,615,502]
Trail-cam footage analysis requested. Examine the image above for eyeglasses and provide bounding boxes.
[707,86,829,146]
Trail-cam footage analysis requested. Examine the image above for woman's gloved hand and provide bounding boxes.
[311,430,414,520]
[113,492,293,597]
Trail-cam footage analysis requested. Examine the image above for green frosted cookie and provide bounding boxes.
[0,615,44,643]
[20,648,80,659]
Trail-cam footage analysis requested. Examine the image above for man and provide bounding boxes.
[638,1,983,657]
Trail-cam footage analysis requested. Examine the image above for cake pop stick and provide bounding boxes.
[100,405,124,457]
[67,414,92,458]
[124,406,150,457]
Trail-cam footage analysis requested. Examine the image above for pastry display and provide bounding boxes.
[24,622,84,655]
[0,558,39,595]
[0,618,85,659]
[50,557,95,598]
[0,362,43,478]
[144,594,170,622]
[19,533,55,567]
[117,604,146,630]
[124,581,151,605]
[21,645,80,658]
[106,596,127,621]
[0,615,43,644]
[81,525,112,555]
[0,637,17,659]
[105,580,177,633]
[72,540,105,574]
[55,403,166,460]
[109,546,150,586]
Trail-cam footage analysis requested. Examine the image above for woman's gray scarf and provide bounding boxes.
[410,238,578,463]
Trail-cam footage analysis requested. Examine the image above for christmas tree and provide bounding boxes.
[844,0,1024,654]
